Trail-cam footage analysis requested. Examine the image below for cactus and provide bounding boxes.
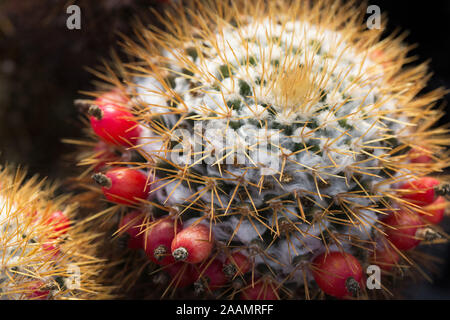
[0,166,113,299]
[72,0,449,299]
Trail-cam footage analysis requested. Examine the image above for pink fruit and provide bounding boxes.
[240,280,278,300]
[45,211,70,238]
[398,177,440,206]
[96,89,129,107]
[93,141,121,172]
[171,224,214,264]
[93,167,150,205]
[144,218,181,265]
[408,147,432,164]
[371,247,400,271]
[119,211,146,249]
[311,251,364,299]
[419,196,446,224]
[26,281,50,300]
[382,210,423,250]
[165,262,196,288]
[42,241,60,258]
[89,90,141,147]
[194,259,227,291]
[223,251,251,278]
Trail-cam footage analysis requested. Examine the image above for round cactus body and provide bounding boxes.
[73,0,450,299]
[0,167,113,299]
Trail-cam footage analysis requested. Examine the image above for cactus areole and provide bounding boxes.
[77,0,449,299]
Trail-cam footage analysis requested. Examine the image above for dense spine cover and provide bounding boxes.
[73,0,449,299]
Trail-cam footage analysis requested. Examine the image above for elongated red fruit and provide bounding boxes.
[93,167,150,205]
[119,211,146,249]
[96,89,129,106]
[89,90,141,147]
[194,259,227,292]
[41,241,60,259]
[92,141,121,172]
[240,280,278,300]
[371,247,400,271]
[311,251,364,299]
[26,281,50,300]
[40,211,70,258]
[408,147,432,164]
[398,177,440,205]
[45,211,70,238]
[165,262,196,288]
[144,218,181,265]
[419,196,446,224]
[223,252,251,278]
[171,224,214,264]
[382,210,423,250]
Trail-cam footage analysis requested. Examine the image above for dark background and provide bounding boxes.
[367,0,450,298]
[0,0,154,180]
[0,0,449,298]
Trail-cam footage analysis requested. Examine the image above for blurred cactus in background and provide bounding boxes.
[0,166,113,299]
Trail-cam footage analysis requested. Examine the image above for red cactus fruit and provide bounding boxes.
[119,211,146,249]
[26,281,50,300]
[419,196,446,224]
[93,141,121,172]
[194,259,227,292]
[311,251,364,299]
[171,224,214,264]
[45,211,70,238]
[93,167,150,205]
[95,89,129,107]
[144,218,181,265]
[89,90,141,147]
[371,247,400,271]
[40,211,70,257]
[382,210,423,250]
[240,280,278,300]
[408,147,432,164]
[41,241,60,259]
[223,251,251,278]
[165,262,196,288]
[398,177,440,205]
